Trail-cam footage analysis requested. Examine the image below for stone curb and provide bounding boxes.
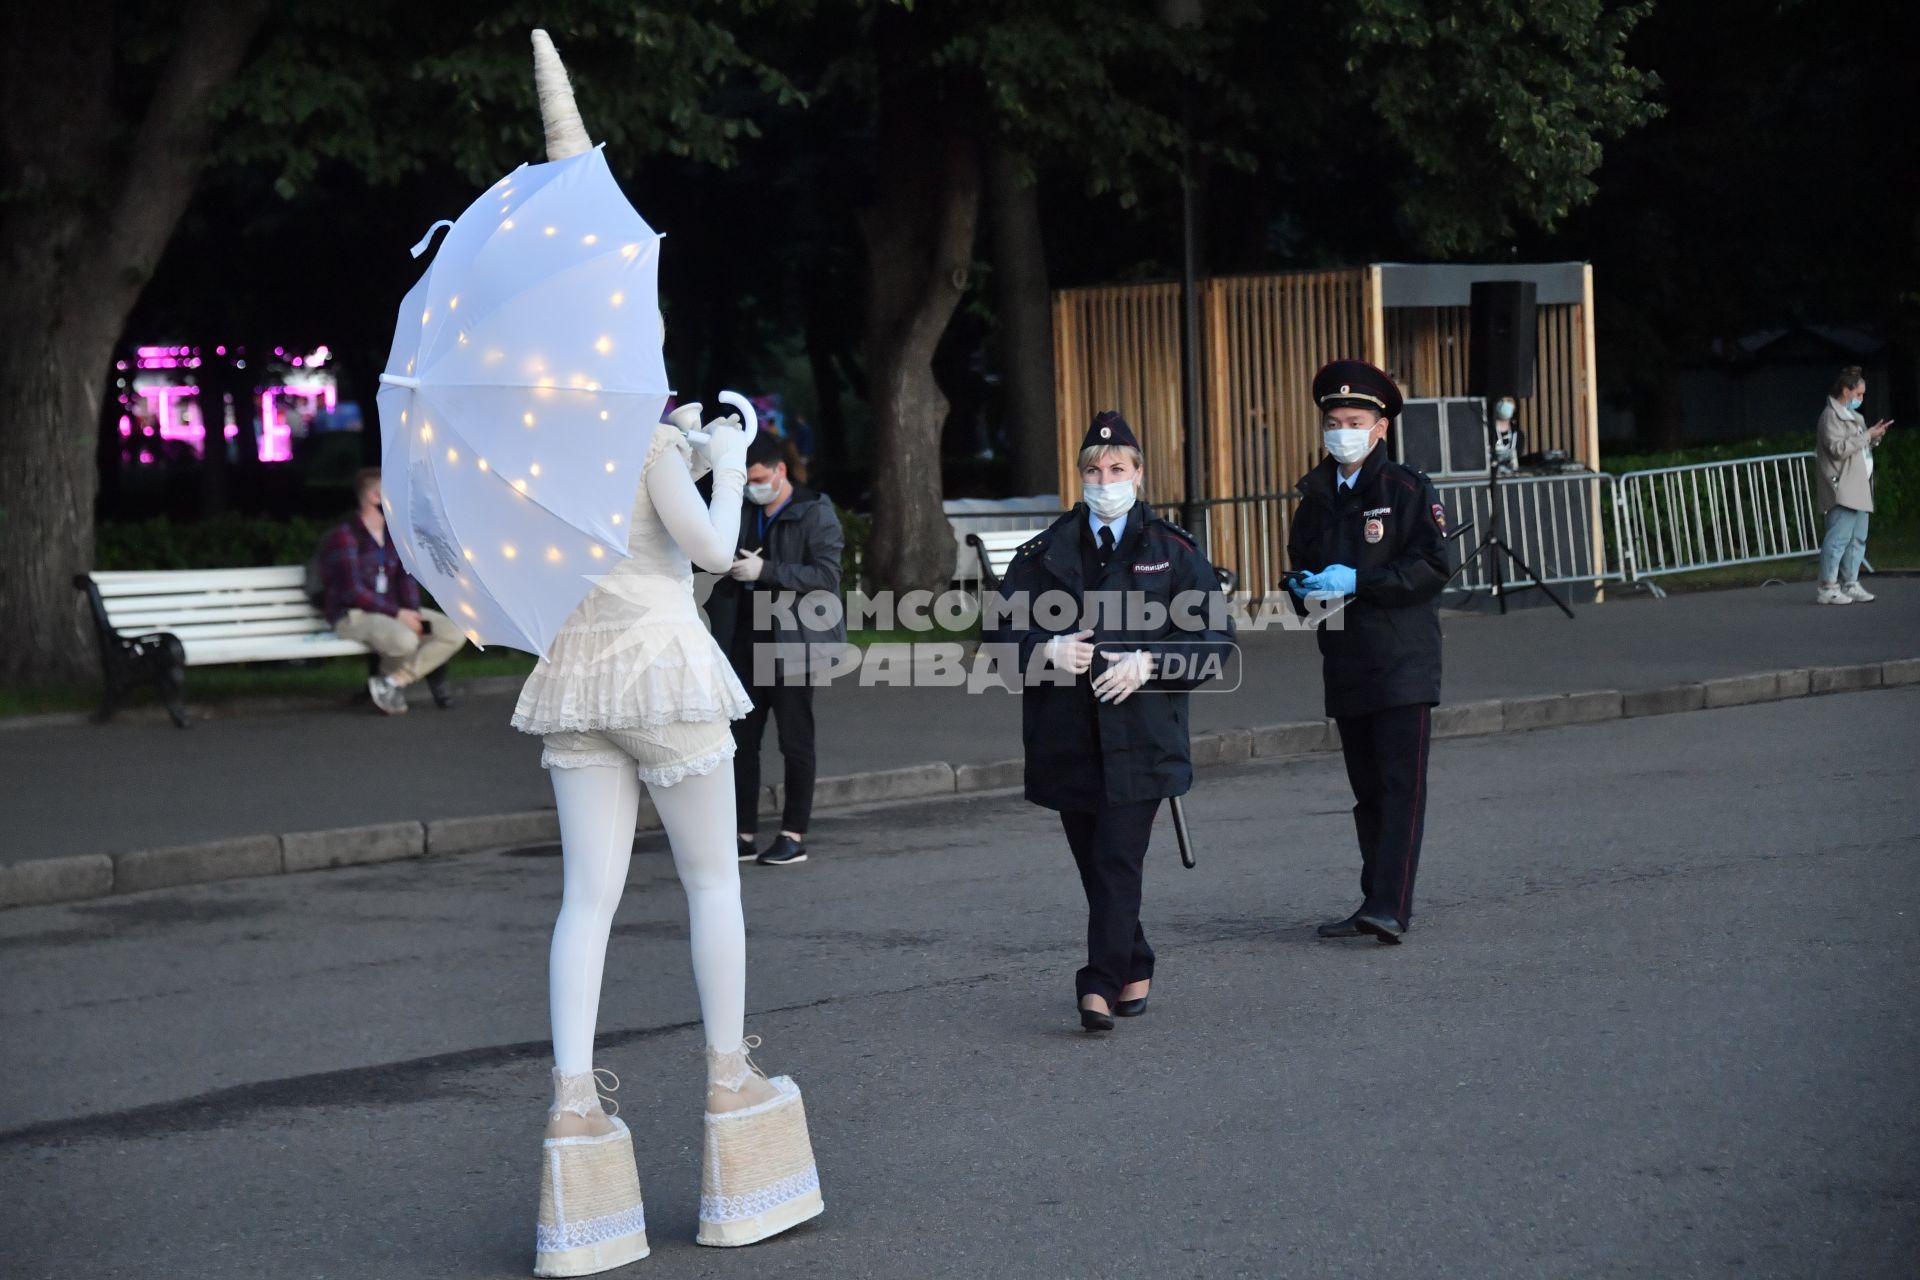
[3,660,1912,909]
[282,822,425,874]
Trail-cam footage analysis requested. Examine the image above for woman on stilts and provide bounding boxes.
[507,32,822,1276]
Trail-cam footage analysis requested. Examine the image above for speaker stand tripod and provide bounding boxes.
[1447,441,1575,619]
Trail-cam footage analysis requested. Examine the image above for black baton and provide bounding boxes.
[1170,794,1196,869]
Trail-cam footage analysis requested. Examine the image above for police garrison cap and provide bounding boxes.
[1081,409,1141,454]
[1312,359,1404,419]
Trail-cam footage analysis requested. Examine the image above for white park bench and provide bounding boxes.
[965,529,1042,592]
[74,566,371,727]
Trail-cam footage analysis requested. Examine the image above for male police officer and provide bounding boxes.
[1288,360,1447,944]
[987,410,1235,1031]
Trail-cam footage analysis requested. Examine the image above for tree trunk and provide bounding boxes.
[857,13,981,595]
[985,143,1060,497]
[0,0,265,687]
[1635,357,1687,451]
[800,271,848,476]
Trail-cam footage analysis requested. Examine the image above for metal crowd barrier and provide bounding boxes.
[1186,491,1299,601]
[1432,470,1617,595]
[1609,452,1822,592]
[896,450,1826,608]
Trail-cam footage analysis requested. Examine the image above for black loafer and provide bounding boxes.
[1316,913,1366,939]
[1114,995,1149,1018]
[758,835,808,866]
[1079,1005,1115,1033]
[1353,911,1406,944]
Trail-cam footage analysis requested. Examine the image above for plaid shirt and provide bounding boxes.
[319,517,419,624]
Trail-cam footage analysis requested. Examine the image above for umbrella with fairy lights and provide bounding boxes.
[376,30,669,656]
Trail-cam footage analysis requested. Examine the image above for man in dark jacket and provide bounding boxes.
[986,410,1236,1031]
[707,433,846,867]
[1288,359,1448,944]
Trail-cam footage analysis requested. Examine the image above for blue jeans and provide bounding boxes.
[1818,506,1870,584]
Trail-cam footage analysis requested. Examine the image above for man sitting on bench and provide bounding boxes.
[320,468,465,714]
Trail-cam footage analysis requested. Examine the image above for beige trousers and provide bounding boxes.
[334,607,465,681]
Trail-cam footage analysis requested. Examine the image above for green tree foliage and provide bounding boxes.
[1343,0,1662,255]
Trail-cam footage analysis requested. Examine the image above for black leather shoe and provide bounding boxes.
[1353,910,1406,944]
[426,669,455,709]
[1114,995,1149,1018]
[1079,1004,1115,1033]
[737,836,757,862]
[758,835,808,866]
[1316,913,1366,939]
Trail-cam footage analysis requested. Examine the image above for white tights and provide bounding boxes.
[548,762,746,1075]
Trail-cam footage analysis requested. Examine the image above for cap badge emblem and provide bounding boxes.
[1100,426,1111,439]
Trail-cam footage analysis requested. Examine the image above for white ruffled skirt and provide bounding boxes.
[511,580,753,784]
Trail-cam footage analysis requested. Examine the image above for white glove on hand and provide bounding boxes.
[727,548,765,582]
[1092,649,1153,703]
[1044,629,1095,675]
[704,414,749,480]
[667,403,711,479]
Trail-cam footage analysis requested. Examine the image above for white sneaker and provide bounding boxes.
[1842,581,1875,603]
[368,675,409,714]
[1814,584,1853,605]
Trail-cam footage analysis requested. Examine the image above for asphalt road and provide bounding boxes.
[2,689,1916,1278]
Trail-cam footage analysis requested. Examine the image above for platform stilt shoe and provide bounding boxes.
[534,1068,649,1276]
[695,1037,824,1246]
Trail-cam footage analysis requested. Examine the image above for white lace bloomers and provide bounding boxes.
[511,425,752,781]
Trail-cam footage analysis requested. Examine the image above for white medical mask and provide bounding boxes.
[1084,479,1136,520]
[1849,397,1864,412]
[1323,427,1375,466]
[1495,401,1517,421]
[745,481,780,505]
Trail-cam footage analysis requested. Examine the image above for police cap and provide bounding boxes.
[1080,410,1141,454]
[1312,359,1403,419]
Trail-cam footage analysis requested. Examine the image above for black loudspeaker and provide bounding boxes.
[1397,401,1444,473]
[1447,398,1488,473]
[1468,280,1538,398]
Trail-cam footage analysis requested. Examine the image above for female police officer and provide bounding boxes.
[986,411,1235,1032]
[1288,360,1448,945]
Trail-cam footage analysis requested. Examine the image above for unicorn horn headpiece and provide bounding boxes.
[531,29,592,162]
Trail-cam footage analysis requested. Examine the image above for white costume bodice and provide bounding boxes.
[511,425,752,734]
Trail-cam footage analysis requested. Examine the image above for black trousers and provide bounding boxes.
[1059,799,1162,1004]
[731,681,817,836]
[1333,703,1433,928]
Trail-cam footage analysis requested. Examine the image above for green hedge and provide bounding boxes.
[95,513,339,571]
[97,504,880,576]
[1603,432,1916,523]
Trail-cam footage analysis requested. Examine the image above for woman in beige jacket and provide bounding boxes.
[1814,365,1891,604]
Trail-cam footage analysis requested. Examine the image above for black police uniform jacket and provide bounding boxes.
[1287,445,1448,719]
[986,501,1236,813]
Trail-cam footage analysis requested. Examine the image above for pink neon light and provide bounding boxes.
[119,416,132,438]
[259,390,292,463]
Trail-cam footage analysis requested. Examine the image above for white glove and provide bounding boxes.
[727,548,765,582]
[1044,629,1095,674]
[666,402,704,434]
[667,403,711,479]
[1092,649,1153,703]
[704,414,749,479]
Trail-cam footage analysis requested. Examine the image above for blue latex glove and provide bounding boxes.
[1299,564,1357,596]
